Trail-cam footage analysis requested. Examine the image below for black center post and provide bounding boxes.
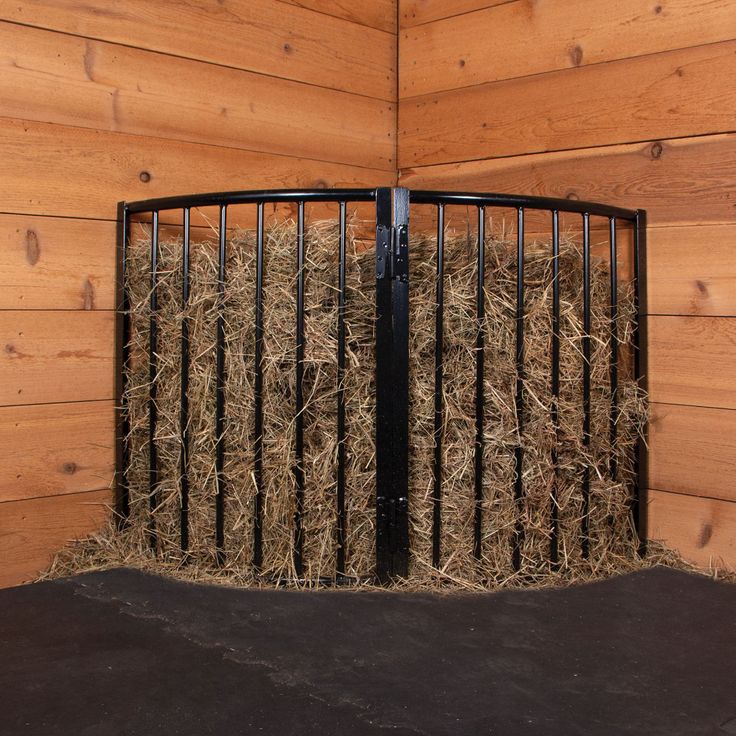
[375,187,410,582]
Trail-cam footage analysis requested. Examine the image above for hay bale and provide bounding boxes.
[406,234,644,585]
[45,216,650,588]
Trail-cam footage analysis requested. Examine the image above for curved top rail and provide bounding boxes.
[409,190,640,221]
[123,187,641,221]
[123,188,379,214]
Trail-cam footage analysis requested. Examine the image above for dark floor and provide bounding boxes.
[1,567,734,735]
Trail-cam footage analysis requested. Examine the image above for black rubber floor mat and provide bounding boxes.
[1,566,734,735]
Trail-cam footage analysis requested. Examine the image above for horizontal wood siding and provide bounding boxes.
[0,401,114,502]
[648,316,736,410]
[0,118,393,222]
[649,403,736,503]
[0,215,116,310]
[0,0,395,99]
[0,23,394,170]
[0,0,397,587]
[0,311,115,405]
[648,490,736,570]
[399,0,736,570]
[7,0,734,581]
[400,41,736,166]
[401,134,736,227]
[0,489,111,589]
[400,0,509,28]
[280,0,396,32]
[400,0,736,96]
[647,225,736,317]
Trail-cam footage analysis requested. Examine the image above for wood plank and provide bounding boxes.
[280,0,396,32]
[0,311,114,405]
[0,489,110,588]
[400,134,736,227]
[0,0,395,100]
[0,401,114,503]
[0,214,115,310]
[648,489,736,571]
[400,0,509,28]
[648,316,736,410]
[0,23,394,171]
[648,224,736,317]
[400,41,736,166]
[0,117,394,221]
[649,403,736,503]
[400,0,736,97]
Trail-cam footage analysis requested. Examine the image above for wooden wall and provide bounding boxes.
[3,0,733,586]
[0,0,396,587]
[399,0,736,570]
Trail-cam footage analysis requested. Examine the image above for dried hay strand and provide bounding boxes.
[42,213,696,591]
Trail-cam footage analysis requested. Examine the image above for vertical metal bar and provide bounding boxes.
[375,188,393,581]
[148,210,160,551]
[115,202,131,527]
[512,207,525,571]
[294,201,306,577]
[391,187,410,578]
[633,210,648,555]
[180,207,191,557]
[432,203,445,568]
[253,202,265,571]
[336,202,348,576]
[375,187,410,581]
[473,206,485,561]
[215,204,227,565]
[581,212,591,559]
[609,217,619,483]
[550,210,560,566]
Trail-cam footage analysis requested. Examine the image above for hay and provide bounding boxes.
[405,231,644,586]
[123,218,377,581]
[43,214,688,590]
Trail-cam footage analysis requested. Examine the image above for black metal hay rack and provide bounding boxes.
[116,187,647,583]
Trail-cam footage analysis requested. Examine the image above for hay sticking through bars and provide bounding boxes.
[44,216,663,589]
[116,219,377,582]
[405,232,646,585]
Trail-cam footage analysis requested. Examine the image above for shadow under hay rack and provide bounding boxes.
[116,187,647,584]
